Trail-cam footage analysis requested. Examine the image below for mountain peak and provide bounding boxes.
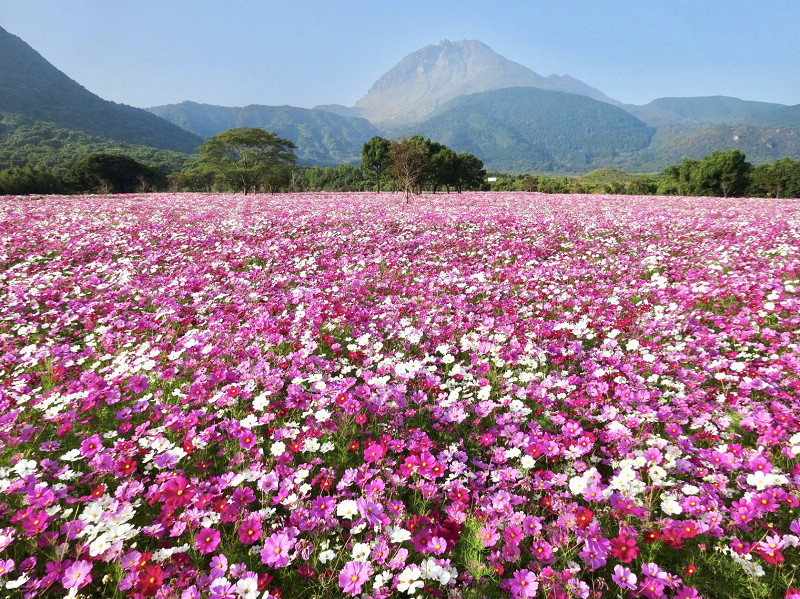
[354,40,616,127]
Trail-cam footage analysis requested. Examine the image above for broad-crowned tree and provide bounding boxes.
[198,127,296,194]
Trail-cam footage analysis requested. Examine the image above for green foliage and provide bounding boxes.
[452,151,487,192]
[197,127,297,194]
[166,169,215,192]
[294,164,370,191]
[361,136,392,191]
[0,164,66,194]
[695,150,751,197]
[661,150,752,197]
[412,87,655,173]
[0,26,202,153]
[750,158,800,198]
[0,112,194,174]
[65,153,167,193]
[626,95,800,130]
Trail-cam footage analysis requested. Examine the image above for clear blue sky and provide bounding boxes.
[1,0,797,108]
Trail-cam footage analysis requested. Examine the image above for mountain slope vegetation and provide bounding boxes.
[145,101,382,165]
[625,96,800,130]
[410,87,654,173]
[0,112,193,173]
[0,25,202,154]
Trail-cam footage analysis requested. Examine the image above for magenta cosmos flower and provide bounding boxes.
[128,374,149,393]
[238,516,263,545]
[338,560,372,596]
[195,527,221,554]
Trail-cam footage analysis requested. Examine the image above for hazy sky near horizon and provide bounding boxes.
[1,0,797,109]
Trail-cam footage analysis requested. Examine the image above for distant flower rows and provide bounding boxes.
[0,192,798,598]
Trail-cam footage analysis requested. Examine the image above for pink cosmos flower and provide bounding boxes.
[62,559,92,590]
[210,554,228,579]
[338,560,372,596]
[612,564,637,590]
[80,433,103,458]
[20,508,49,536]
[260,531,294,567]
[427,536,447,555]
[479,525,500,547]
[0,559,14,577]
[531,540,554,564]
[363,442,385,463]
[161,476,194,511]
[195,527,221,554]
[239,429,258,450]
[639,577,666,598]
[237,516,263,545]
[508,568,538,598]
[578,543,607,570]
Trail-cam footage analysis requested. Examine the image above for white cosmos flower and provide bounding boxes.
[569,476,588,496]
[352,542,371,561]
[397,565,424,594]
[88,534,112,557]
[336,499,358,520]
[390,526,411,543]
[236,577,258,599]
[661,497,683,516]
[270,441,286,457]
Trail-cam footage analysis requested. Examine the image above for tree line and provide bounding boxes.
[0,128,488,196]
[487,151,800,198]
[1,127,798,198]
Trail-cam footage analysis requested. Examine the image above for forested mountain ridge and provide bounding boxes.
[624,96,800,130]
[408,87,654,173]
[145,101,382,165]
[0,25,203,154]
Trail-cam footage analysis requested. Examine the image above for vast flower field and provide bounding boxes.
[0,192,799,599]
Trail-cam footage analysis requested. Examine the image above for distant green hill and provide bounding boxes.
[146,101,383,165]
[409,87,654,173]
[0,112,193,173]
[0,25,203,154]
[650,124,798,163]
[625,96,800,130]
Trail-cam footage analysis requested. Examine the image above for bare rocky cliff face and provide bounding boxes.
[352,40,617,128]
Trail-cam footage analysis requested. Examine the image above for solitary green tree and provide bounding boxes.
[197,128,296,194]
[361,136,392,192]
